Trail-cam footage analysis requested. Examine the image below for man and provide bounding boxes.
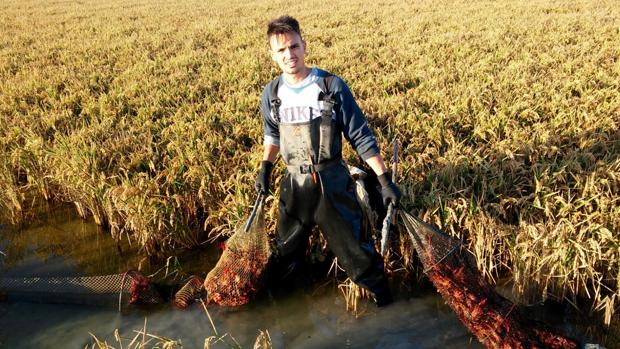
[255,15,401,306]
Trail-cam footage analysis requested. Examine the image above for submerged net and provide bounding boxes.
[174,275,204,309]
[399,211,579,349]
[0,270,162,309]
[204,195,271,306]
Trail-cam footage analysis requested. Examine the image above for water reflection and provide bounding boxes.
[0,204,218,278]
[0,204,133,277]
[0,286,484,348]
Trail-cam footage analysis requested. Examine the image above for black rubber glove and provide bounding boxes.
[377,173,401,207]
[255,160,274,194]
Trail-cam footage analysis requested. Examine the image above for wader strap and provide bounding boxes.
[286,157,342,174]
[269,77,281,123]
[317,75,336,163]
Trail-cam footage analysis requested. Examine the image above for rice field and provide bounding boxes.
[1,0,619,326]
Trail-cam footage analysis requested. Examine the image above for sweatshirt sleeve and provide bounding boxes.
[261,81,280,147]
[333,77,380,161]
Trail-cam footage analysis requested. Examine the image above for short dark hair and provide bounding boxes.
[267,15,302,41]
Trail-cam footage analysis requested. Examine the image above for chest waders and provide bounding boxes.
[269,75,390,302]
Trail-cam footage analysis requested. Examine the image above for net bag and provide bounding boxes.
[204,195,271,306]
[400,210,579,349]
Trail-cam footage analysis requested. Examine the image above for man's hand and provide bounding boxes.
[377,173,401,207]
[255,160,274,194]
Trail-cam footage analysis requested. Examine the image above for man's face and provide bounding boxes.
[269,32,307,78]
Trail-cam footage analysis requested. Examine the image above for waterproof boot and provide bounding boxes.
[370,278,393,307]
[267,248,307,286]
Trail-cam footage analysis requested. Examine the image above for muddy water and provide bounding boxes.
[0,205,602,348]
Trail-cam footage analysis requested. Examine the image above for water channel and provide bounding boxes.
[0,204,609,348]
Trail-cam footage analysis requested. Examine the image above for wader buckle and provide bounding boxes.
[298,164,314,174]
[286,157,342,178]
[292,164,318,183]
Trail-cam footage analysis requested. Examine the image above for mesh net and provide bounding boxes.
[204,196,271,306]
[174,275,205,309]
[0,270,162,309]
[399,211,578,348]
